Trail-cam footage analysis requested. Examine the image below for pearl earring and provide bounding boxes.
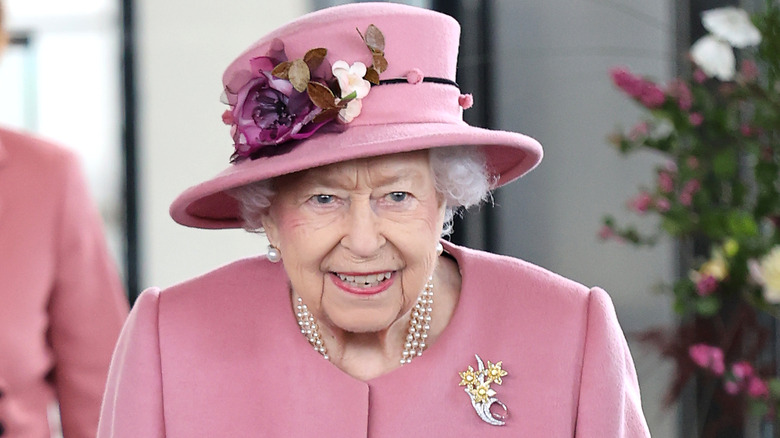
[267,244,281,263]
[436,241,444,256]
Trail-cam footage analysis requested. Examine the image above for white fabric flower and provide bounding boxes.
[332,60,371,99]
[750,246,780,303]
[337,98,363,124]
[691,35,736,81]
[702,7,762,48]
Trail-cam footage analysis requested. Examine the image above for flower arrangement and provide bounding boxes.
[221,25,387,161]
[601,1,780,433]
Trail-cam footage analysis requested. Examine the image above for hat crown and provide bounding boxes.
[223,3,461,88]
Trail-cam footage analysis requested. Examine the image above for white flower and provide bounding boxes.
[337,98,363,124]
[332,60,371,99]
[649,119,674,140]
[750,246,780,303]
[331,60,371,124]
[691,35,736,81]
[702,7,762,48]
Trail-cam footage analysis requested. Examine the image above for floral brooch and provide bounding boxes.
[458,354,509,426]
[222,25,388,161]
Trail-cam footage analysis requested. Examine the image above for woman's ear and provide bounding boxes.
[261,211,279,248]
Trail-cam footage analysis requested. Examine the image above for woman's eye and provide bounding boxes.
[387,192,409,202]
[313,194,335,204]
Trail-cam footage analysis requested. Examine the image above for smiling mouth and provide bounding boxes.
[335,271,393,288]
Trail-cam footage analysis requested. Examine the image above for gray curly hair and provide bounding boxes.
[228,145,495,236]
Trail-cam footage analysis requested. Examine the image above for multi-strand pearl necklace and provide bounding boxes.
[295,277,434,365]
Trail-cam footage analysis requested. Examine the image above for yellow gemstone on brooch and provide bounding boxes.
[459,366,479,387]
[486,360,507,385]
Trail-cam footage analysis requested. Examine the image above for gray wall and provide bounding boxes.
[491,1,677,436]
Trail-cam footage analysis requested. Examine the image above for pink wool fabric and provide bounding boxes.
[98,242,650,437]
[169,3,543,229]
[0,127,129,437]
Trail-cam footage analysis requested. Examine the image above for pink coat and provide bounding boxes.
[99,242,650,437]
[0,127,129,437]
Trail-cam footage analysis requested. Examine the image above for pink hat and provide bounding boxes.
[170,2,543,229]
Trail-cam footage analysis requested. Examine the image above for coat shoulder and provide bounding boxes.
[156,256,283,303]
[448,243,593,309]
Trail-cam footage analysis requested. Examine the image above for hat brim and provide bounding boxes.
[170,122,543,229]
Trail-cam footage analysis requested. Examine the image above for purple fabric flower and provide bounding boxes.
[231,70,327,157]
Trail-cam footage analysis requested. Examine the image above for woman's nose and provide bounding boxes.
[341,200,385,257]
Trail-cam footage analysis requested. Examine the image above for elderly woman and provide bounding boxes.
[99,3,650,437]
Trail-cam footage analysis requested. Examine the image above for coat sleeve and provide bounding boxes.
[98,288,166,437]
[574,287,650,437]
[48,152,130,438]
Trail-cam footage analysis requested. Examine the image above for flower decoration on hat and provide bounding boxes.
[222,25,388,161]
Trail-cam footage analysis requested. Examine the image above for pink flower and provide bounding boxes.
[711,349,726,375]
[687,157,700,170]
[689,112,704,126]
[683,179,701,195]
[732,361,754,380]
[740,123,754,137]
[598,224,615,240]
[680,179,701,206]
[696,274,719,296]
[667,79,693,110]
[610,67,644,98]
[639,82,666,108]
[747,377,769,398]
[693,69,708,84]
[628,191,653,214]
[628,121,649,140]
[689,344,726,375]
[740,59,759,82]
[724,380,741,395]
[658,170,675,193]
[655,198,671,212]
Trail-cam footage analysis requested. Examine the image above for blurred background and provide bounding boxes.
[0,0,750,436]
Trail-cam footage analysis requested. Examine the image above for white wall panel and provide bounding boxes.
[492,0,677,435]
[137,0,308,289]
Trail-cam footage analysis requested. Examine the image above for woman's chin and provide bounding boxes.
[326,311,397,334]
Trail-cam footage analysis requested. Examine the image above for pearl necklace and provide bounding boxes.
[295,277,434,365]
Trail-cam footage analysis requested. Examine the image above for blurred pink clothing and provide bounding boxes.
[0,127,129,437]
[99,242,649,437]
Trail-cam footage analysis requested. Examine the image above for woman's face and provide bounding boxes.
[262,150,446,334]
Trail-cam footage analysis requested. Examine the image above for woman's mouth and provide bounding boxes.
[331,271,395,295]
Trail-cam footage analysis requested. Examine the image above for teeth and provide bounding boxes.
[337,271,393,287]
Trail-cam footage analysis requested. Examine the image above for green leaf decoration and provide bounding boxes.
[288,59,311,92]
[341,90,357,101]
[304,48,328,71]
[306,81,337,109]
